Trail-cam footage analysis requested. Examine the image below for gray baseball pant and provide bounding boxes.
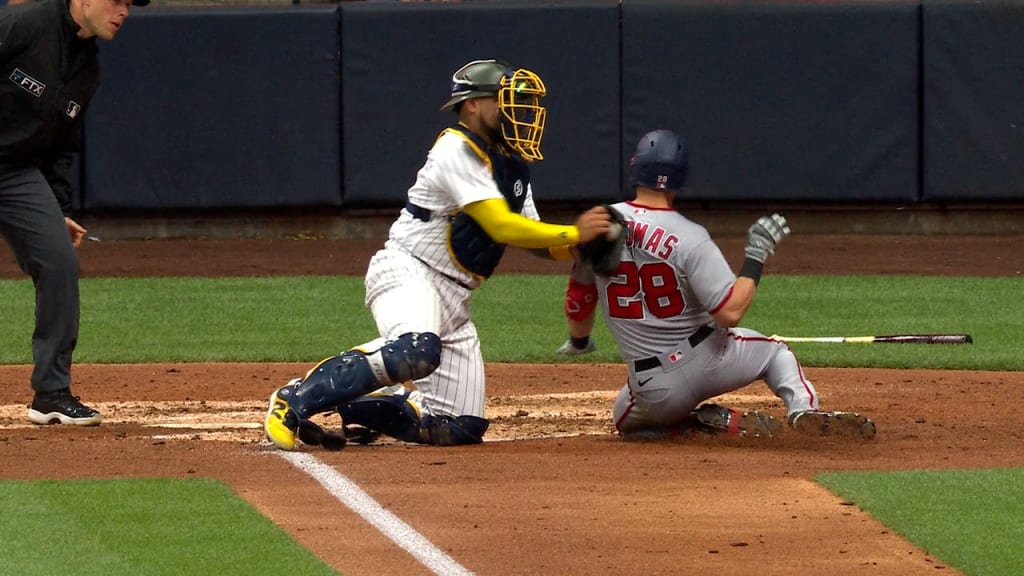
[0,167,80,393]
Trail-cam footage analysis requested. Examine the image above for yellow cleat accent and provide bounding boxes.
[264,388,298,450]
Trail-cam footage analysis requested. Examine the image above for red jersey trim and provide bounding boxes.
[624,201,676,212]
[708,284,734,315]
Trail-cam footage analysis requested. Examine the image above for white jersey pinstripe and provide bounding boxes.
[382,129,540,290]
[364,128,540,418]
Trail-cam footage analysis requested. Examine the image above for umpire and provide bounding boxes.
[0,0,147,425]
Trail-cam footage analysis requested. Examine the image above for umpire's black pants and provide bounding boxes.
[0,167,80,394]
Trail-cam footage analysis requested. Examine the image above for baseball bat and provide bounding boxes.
[770,334,973,344]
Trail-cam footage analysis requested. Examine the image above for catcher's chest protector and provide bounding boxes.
[447,124,530,279]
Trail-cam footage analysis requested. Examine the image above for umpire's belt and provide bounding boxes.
[633,324,714,372]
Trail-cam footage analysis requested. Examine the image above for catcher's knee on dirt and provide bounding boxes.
[288,332,441,418]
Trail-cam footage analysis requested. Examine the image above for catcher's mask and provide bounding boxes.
[629,129,689,193]
[440,59,547,161]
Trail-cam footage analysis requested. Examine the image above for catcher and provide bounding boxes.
[559,129,876,440]
[264,58,612,450]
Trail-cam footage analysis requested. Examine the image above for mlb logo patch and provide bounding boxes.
[66,101,81,119]
[667,350,683,363]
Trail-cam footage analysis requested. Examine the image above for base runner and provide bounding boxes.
[560,129,876,440]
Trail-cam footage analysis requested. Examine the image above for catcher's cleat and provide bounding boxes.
[689,403,780,438]
[264,384,301,450]
[789,410,877,440]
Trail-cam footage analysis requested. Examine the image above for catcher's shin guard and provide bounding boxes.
[339,391,490,445]
[286,332,442,419]
[338,389,424,444]
[420,414,489,445]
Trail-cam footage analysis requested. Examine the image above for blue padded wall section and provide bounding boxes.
[339,1,620,207]
[83,7,341,209]
[923,0,1024,200]
[622,1,919,202]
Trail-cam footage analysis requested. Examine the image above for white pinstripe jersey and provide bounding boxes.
[382,128,541,289]
[577,201,737,359]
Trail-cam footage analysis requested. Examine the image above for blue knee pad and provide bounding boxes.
[288,332,441,418]
[378,331,441,384]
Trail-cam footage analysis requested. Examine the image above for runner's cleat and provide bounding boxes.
[790,410,877,440]
[690,403,780,438]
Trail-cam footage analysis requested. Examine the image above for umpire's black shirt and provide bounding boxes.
[0,0,100,214]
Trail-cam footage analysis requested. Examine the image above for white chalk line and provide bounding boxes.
[277,451,474,576]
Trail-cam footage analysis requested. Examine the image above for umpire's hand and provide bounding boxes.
[64,217,87,248]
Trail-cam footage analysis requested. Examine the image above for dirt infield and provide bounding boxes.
[1,234,1021,575]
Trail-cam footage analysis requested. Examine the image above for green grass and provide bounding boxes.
[0,273,1020,575]
[0,274,1019,369]
[0,478,338,576]
[0,277,378,363]
[817,469,1024,575]
[742,276,1022,370]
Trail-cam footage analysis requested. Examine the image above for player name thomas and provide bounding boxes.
[626,220,679,259]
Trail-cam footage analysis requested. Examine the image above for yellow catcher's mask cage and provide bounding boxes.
[498,69,547,162]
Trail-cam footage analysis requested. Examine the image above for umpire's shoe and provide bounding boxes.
[28,388,102,426]
[790,410,877,440]
[265,380,302,450]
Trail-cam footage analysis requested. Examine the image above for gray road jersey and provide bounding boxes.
[578,201,736,359]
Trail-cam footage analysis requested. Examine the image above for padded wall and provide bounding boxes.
[622,1,919,202]
[923,0,1024,200]
[84,7,341,209]
[339,0,620,206]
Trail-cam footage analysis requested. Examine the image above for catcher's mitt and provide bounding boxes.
[578,204,627,276]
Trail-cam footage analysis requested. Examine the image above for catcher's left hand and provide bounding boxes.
[578,204,627,275]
